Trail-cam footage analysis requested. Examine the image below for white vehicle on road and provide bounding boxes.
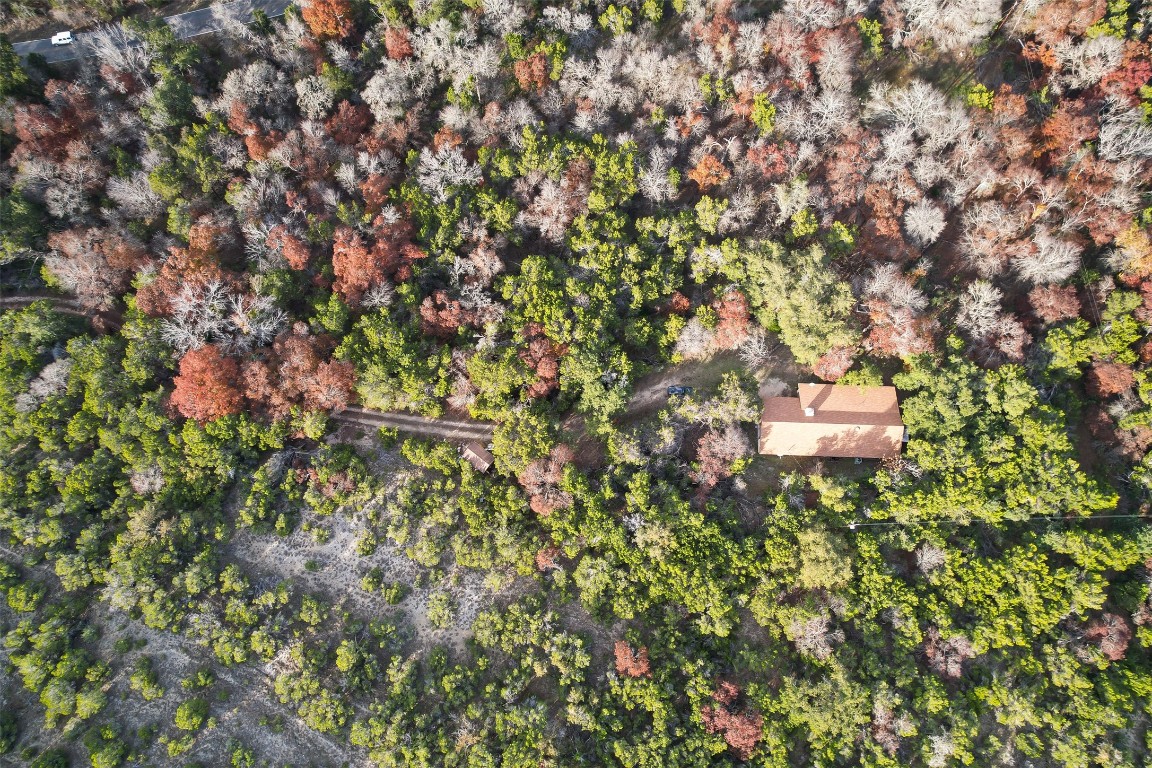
[50,31,73,45]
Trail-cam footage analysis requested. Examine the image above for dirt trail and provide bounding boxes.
[2,292,795,444]
[0,293,123,329]
[332,406,496,442]
[624,346,802,421]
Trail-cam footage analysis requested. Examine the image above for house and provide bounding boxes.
[461,441,494,473]
[758,383,905,459]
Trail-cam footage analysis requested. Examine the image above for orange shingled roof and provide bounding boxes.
[759,383,904,459]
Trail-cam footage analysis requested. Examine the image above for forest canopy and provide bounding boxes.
[2,0,1152,766]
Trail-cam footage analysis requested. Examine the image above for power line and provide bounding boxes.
[840,513,1150,530]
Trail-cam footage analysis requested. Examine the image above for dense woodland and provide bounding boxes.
[2,0,1152,765]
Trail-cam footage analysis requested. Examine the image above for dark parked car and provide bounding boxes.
[667,385,694,396]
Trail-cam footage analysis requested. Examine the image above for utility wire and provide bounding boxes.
[839,513,1149,530]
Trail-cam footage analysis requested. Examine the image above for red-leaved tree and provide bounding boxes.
[692,424,751,501]
[1086,361,1135,399]
[514,53,550,93]
[1085,613,1133,661]
[331,227,376,305]
[922,626,976,680]
[325,100,373,145]
[46,227,150,310]
[865,302,935,358]
[243,326,356,417]
[266,225,312,271]
[384,27,413,59]
[812,346,856,382]
[420,290,477,339]
[136,246,239,318]
[1028,285,1081,324]
[700,681,763,760]
[520,323,567,398]
[332,219,425,306]
[518,444,575,515]
[535,545,562,572]
[713,289,750,349]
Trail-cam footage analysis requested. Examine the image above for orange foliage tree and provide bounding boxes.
[170,345,244,423]
[687,154,731,190]
[513,53,550,93]
[301,0,354,40]
[613,641,651,678]
[332,219,425,306]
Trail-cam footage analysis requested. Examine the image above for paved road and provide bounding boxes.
[13,0,292,63]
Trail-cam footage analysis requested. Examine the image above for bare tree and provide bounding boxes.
[417,146,483,202]
[362,60,419,122]
[480,0,529,35]
[106,172,166,219]
[14,359,73,414]
[1054,35,1123,90]
[898,0,1001,53]
[955,280,1003,338]
[217,60,294,119]
[1014,228,1081,284]
[923,626,976,679]
[1099,105,1152,161]
[295,76,335,120]
[362,281,397,310]
[960,200,1026,277]
[866,80,969,153]
[863,263,928,311]
[772,177,810,225]
[83,22,154,76]
[927,732,957,768]
[786,610,844,660]
[541,5,594,36]
[814,28,858,93]
[903,199,947,247]
[520,180,577,242]
[639,146,678,202]
[718,188,759,234]
[674,317,717,361]
[915,543,947,574]
[161,281,286,353]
